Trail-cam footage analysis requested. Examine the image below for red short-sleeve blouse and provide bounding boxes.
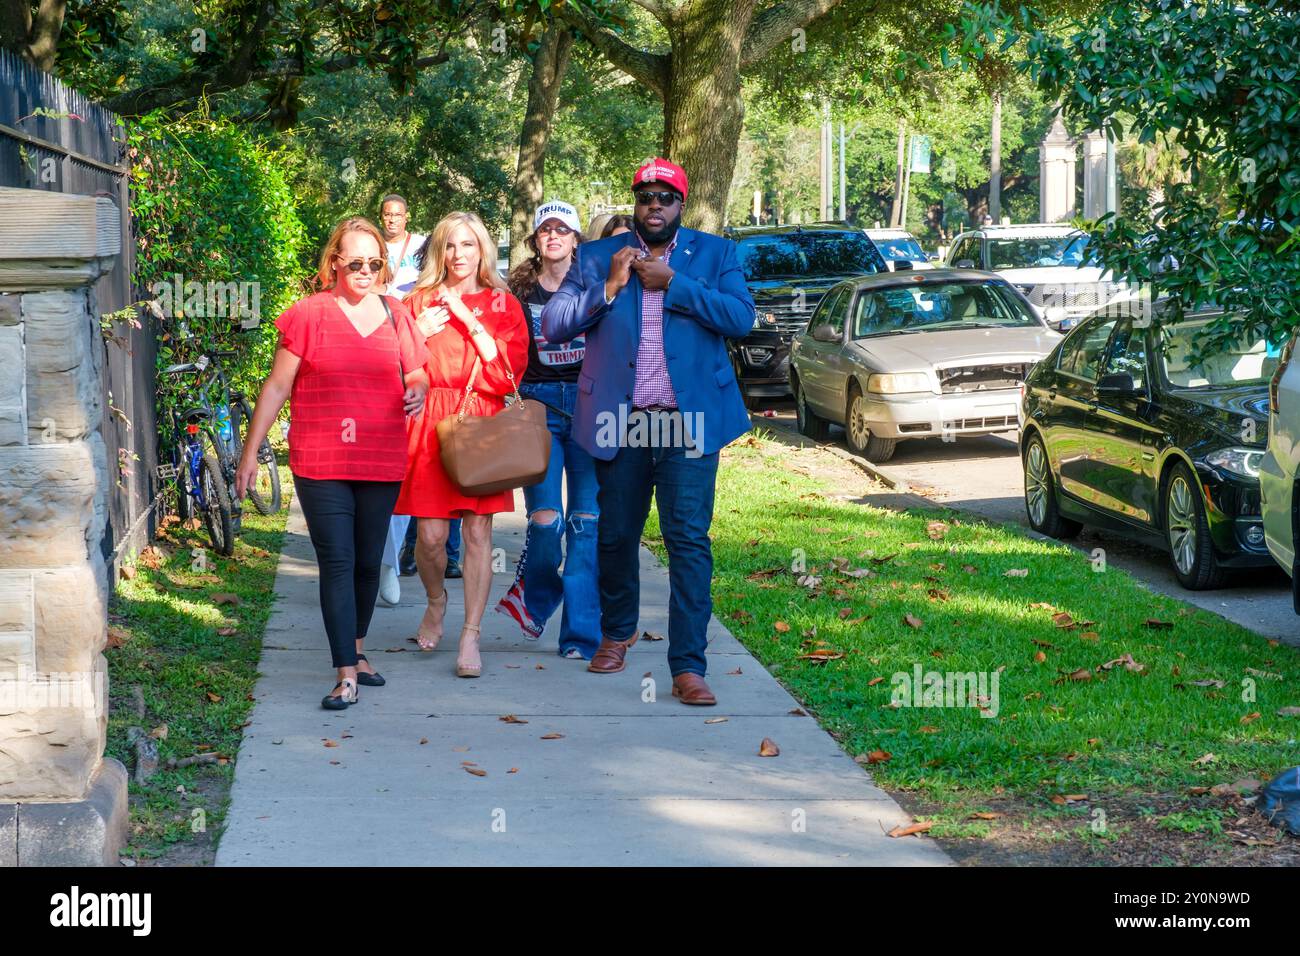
[276,291,429,481]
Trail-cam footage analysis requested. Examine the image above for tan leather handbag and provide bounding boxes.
[436,349,551,496]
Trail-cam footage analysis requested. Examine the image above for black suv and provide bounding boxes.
[724,223,887,405]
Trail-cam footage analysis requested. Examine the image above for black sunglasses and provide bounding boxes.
[635,190,681,206]
[336,256,385,273]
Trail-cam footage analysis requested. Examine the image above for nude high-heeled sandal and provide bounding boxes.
[456,622,482,678]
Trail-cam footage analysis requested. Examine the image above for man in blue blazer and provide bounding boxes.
[542,158,755,705]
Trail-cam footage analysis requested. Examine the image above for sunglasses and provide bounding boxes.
[335,255,385,273]
[635,190,681,206]
[537,224,573,236]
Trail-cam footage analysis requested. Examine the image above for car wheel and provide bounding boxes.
[1022,433,1082,539]
[845,384,896,462]
[1164,461,1225,590]
[793,374,831,442]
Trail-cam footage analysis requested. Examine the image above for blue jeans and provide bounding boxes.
[595,443,719,678]
[404,515,461,563]
[496,381,601,658]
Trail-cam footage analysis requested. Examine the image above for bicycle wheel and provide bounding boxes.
[236,398,282,514]
[199,453,236,557]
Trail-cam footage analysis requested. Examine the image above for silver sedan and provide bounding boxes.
[789,268,1061,462]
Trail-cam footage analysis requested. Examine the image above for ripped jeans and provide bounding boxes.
[496,380,601,658]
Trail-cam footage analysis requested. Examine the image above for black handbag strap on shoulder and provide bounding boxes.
[378,295,406,390]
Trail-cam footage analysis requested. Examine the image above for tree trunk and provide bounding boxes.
[510,25,574,269]
[1,0,66,72]
[661,0,757,234]
[889,119,905,227]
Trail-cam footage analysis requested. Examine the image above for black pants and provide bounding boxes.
[293,475,402,668]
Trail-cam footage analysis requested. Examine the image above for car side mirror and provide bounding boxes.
[955,259,976,269]
[811,324,840,343]
[1097,372,1136,394]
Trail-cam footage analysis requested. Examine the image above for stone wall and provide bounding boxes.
[0,186,127,865]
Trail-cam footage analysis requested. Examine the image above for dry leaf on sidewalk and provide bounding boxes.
[759,738,780,757]
[887,821,933,838]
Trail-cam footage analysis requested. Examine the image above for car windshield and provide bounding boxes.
[1159,320,1272,389]
[850,281,1039,337]
[987,234,1096,269]
[872,236,927,261]
[737,232,881,281]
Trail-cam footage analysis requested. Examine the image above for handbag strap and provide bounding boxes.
[454,336,523,423]
[378,295,406,391]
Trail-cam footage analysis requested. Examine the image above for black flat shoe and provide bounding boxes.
[445,559,463,579]
[354,653,385,687]
[321,678,358,710]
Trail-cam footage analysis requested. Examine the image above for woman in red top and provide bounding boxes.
[398,211,529,678]
[236,217,430,709]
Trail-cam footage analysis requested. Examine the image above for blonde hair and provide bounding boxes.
[314,217,392,290]
[412,211,506,295]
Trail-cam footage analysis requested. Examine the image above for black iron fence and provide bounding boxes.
[0,49,158,573]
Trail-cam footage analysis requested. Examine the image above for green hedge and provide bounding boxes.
[129,111,311,413]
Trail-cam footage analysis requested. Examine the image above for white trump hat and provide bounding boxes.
[534,200,582,233]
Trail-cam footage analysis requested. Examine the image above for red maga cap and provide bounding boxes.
[631,158,688,200]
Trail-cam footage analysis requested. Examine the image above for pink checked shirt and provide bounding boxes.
[631,232,679,409]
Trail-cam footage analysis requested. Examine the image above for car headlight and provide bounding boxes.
[1206,447,1264,478]
[867,372,932,394]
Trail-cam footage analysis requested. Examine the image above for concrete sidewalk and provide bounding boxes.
[215,497,950,866]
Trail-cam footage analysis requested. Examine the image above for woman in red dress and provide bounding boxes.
[398,211,529,677]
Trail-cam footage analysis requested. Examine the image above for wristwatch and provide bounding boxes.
[469,321,486,336]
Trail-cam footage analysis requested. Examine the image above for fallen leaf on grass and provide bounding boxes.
[1190,679,1226,688]
[887,821,933,838]
[1051,794,1088,804]
[759,738,780,757]
[1004,568,1028,578]
[1099,654,1146,674]
[969,811,1002,820]
[867,676,885,687]
[745,568,785,582]
[962,564,978,574]
[1055,668,1092,684]
[918,726,940,733]
[217,626,237,636]
[856,749,891,764]
[206,691,222,703]
[1143,618,1173,630]
[149,724,168,740]
[1192,753,1217,766]
[211,593,241,606]
[119,565,136,580]
[797,651,844,664]
[1240,711,1262,725]
[1034,651,1047,663]
[1051,612,1075,628]
[903,613,923,629]
[926,521,949,540]
[1245,667,1283,681]
[728,610,753,624]
[1277,707,1300,717]
[106,626,130,649]
[773,621,791,633]
[1079,631,1099,642]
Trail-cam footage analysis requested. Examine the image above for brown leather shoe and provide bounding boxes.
[588,633,639,674]
[671,673,717,706]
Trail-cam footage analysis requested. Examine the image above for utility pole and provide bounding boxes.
[890,119,906,227]
[838,122,846,221]
[900,135,914,231]
[1105,127,1117,215]
[989,91,1003,223]
[819,103,830,221]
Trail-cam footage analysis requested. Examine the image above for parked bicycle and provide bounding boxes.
[156,350,281,556]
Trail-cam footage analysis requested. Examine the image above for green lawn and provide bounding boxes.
[106,464,291,861]
[645,436,1300,811]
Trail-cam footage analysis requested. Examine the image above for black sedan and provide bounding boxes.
[1020,303,1275,589]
